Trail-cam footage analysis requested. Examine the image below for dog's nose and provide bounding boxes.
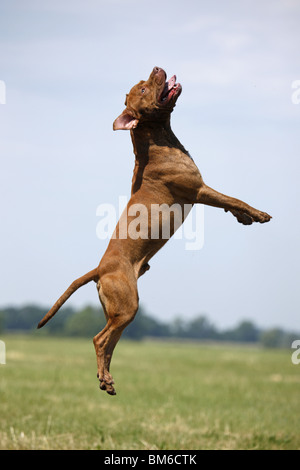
[153,66,165,75]
[152,67,166,80]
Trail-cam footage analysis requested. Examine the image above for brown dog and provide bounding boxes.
[38,67,271,395]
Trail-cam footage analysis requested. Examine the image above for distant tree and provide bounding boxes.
[169,317,186,338]
[282,332,300,349]
[44,306,75,335]
[233,321,260,343]
[260,328,298,349]
[0,311,4,334]
[64,305,105,337]
[124,307,170,340]
[2,305,48,331]
[260,328,284,348]
[185,315,218,340]
[221,320,259,343]
[0,304,298,348]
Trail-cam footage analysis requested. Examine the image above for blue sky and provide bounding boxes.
[0,0,299,330]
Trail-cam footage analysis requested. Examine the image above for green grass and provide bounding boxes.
[0,335,299,449]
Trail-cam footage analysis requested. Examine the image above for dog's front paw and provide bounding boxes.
[252,211,272,224]
[226,209,254,225]
[226,208,272,225]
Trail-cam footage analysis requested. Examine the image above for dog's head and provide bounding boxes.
[113,67,182,130]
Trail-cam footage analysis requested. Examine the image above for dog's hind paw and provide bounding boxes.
[98,373,116,395]
[100,381,116,395]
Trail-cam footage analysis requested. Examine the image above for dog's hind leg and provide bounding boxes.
[93,272,139,395]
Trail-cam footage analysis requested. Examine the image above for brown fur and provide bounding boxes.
[38,67,271,395]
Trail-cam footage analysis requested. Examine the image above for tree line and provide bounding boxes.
[0,304,298,348]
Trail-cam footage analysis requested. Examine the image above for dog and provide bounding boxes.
[38,67,271,395]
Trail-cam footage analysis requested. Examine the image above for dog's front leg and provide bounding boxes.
[197,184,271,225]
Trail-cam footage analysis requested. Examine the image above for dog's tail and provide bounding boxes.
[37,268,99,329]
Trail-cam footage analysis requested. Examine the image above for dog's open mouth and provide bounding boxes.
[159,75,182,104]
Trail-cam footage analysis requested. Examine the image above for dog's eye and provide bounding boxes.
[141,88,146,94]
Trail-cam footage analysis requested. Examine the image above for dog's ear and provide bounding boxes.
[113,109,139,131]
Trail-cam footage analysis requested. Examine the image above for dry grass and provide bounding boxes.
[0,335,299,450]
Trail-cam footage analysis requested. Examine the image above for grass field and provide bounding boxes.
[0,334,299,450]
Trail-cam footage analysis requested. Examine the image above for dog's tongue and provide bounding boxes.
[168,75,176,90]
[161,75,177,101]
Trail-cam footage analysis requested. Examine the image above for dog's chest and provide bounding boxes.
[144,149,203,201]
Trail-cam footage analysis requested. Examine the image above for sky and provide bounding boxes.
[0,0,299,330]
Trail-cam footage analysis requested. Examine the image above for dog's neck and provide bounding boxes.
[130,118,188,165]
